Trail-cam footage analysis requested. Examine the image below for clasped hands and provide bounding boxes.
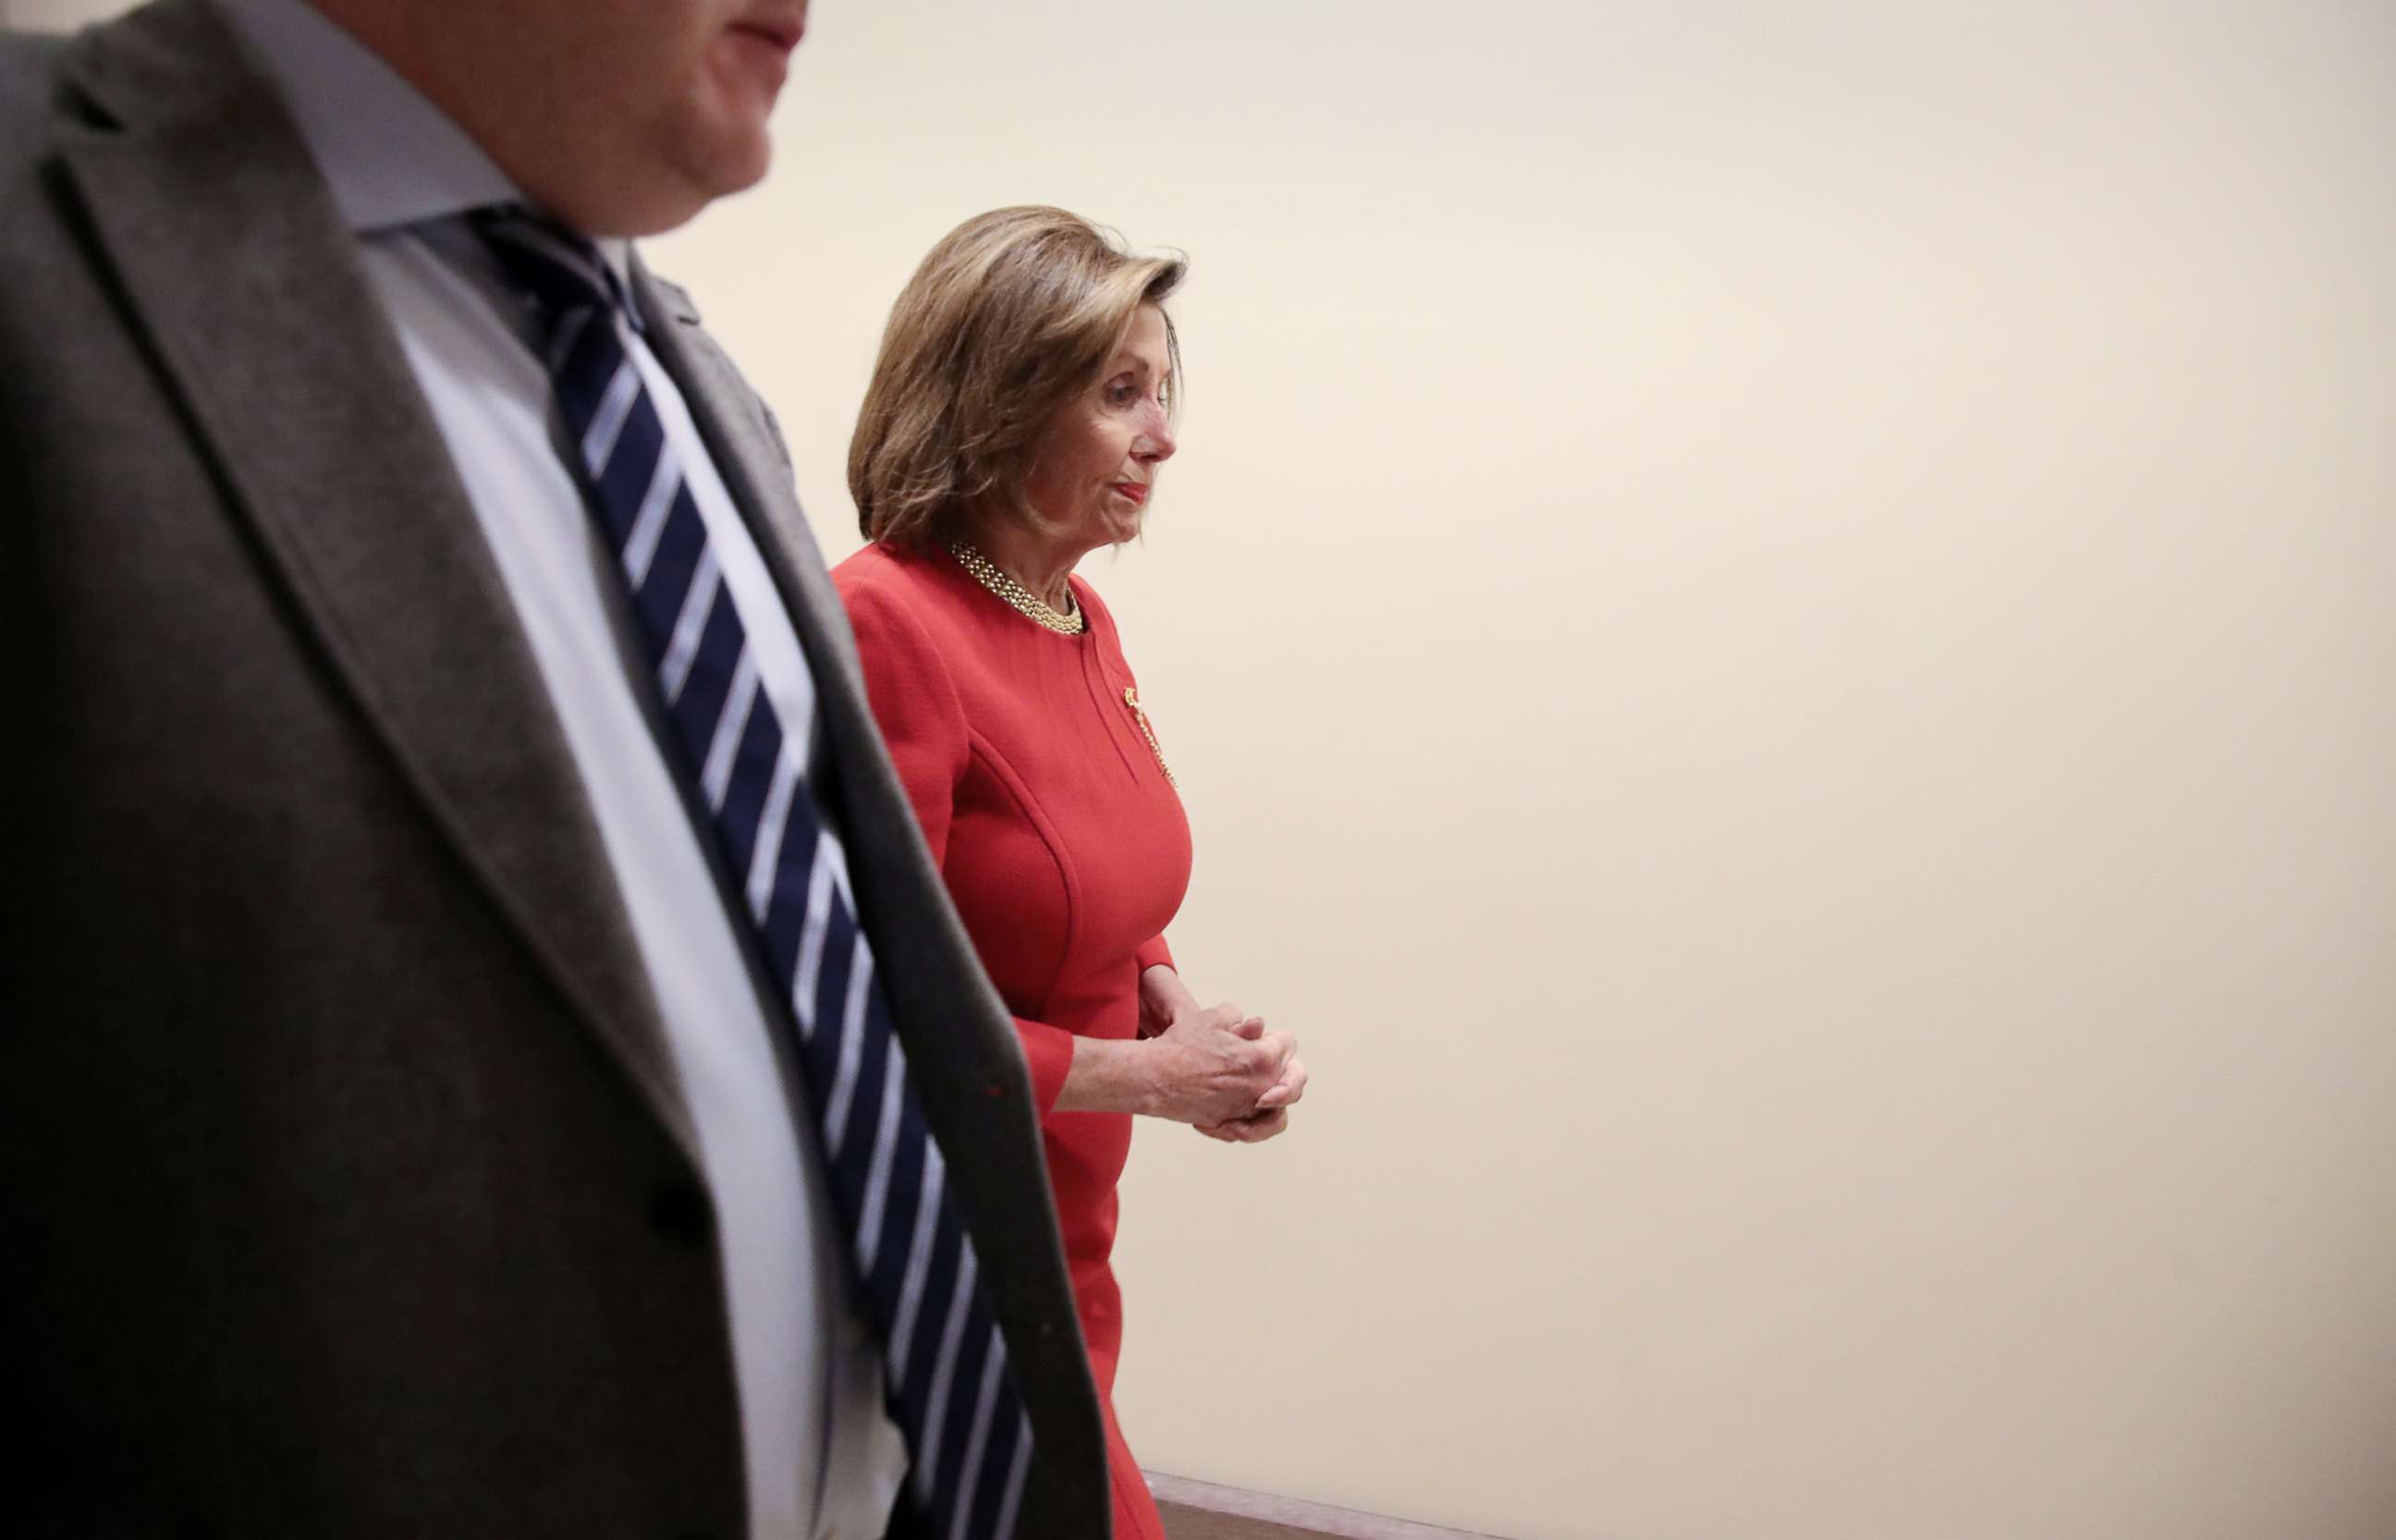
[1135,967,1307,1144]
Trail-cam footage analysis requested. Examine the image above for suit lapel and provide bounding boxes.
[54,0,700,1164]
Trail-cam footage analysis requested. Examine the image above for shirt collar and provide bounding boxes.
[213,0,636,288]
[215,0,515,231]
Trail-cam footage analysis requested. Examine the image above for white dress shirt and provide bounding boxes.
[214,3,907,1535]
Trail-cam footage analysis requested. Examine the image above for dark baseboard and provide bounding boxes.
[1145,1472,1512,1540]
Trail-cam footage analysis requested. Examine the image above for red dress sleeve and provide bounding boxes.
[837,574,1079,1114]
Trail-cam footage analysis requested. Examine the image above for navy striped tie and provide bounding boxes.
[476,208,1033,1540]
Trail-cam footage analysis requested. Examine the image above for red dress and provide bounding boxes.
[835,541,1191,1539]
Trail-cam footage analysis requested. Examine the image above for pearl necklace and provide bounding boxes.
[948,543,1084,634]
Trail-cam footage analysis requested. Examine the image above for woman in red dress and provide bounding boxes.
[834,207,1309,1538]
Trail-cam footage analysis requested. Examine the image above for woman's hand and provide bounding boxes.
[1142,966,1309,1137]
[1193,1044,1309,1143]
[1057,967,1308,1131]
[1140,1004,1298,1127]
[1137,963,1202,1040]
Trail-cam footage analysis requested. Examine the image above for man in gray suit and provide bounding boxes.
[0,1,1109,1534]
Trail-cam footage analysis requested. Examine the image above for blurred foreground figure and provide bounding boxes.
[0,3,1105,1534]
[838,207,1313,1538]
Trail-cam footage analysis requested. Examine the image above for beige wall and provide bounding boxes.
[658,5,2394,1537]
[6,0,115,28]
[667,5,2394,1538]
[25,1,2394,1536]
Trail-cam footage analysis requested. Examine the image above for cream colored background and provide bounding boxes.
[17,1,2395,1536]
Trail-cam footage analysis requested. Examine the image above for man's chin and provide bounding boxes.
[622,131,770,235]
[694,126,775,202]
[692,69,780,187]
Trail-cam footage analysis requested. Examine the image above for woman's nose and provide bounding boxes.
[1139,415,1177,463]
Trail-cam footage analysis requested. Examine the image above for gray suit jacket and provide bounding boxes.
[0,3,1107,1534]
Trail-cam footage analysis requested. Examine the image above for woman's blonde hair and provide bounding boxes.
[849,206,1185,547]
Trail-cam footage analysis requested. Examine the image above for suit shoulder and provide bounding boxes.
[836,546,972,657]
[0,30,70,90]
[832,542,935,605]
[642,273,702,323]
[833,551,976,721]
[0,32,71,164]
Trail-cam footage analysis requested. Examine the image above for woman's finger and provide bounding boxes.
[1228,1109,1288,1143]
[1256,1056,1309,1109]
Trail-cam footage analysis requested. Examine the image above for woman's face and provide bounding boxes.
[1020,304,1178,553]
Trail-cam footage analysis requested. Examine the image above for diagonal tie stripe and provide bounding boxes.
[476,207,1033,1540]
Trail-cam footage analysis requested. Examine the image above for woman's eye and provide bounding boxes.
[1107,382,1138,407]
